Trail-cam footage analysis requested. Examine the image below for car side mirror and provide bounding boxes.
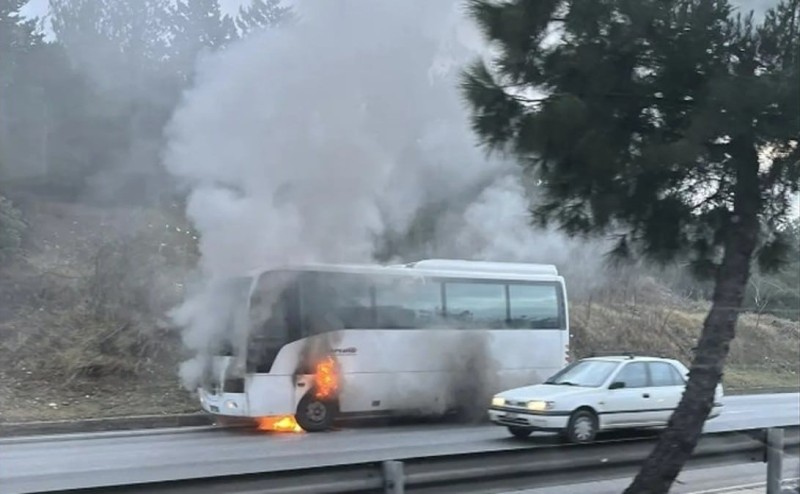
[609,381,626,390]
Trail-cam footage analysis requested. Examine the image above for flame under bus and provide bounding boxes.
[198,259,570,432]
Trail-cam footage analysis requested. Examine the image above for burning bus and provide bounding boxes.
[197,259,569,432]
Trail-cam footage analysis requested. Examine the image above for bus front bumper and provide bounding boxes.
[199,387,249,417]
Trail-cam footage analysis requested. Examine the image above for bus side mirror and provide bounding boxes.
[609,381,626,390]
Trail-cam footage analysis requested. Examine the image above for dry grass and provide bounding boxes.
[3,307,170,382]
[570,277,800,390]
[0,199,199,422]
[0,372,197,422]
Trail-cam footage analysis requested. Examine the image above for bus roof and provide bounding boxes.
[402,259,558,276]
[244,259,562,282]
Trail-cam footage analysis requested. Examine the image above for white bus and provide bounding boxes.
[198,259,570,432]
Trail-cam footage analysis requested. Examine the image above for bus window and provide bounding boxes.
[300,272,374,332]
[507,283,562,329]
[444,282,507,329]
[206,276,252,357]
[374,276,443,329]
[247,271,300,372]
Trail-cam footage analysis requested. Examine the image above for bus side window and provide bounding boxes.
[374,277,443,329]
[508,283,562,329]
[444,282,507,329]
[300,272,374,332]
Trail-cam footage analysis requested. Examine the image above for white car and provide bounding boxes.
[488,355,724,443]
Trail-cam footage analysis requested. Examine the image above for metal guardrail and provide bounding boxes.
[58,426,799,494]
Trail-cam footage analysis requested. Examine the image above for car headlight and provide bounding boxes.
[526,400,554,411]
[491,396,506,407]
[224,400,239,410]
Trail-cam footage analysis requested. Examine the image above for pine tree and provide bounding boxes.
[0,0,41,60]
[49,0,175,202]
[0,0,54,180]
[236,0,294,36]
[0,0,44,172]
[169,0,239,84]
[462,0,799,492]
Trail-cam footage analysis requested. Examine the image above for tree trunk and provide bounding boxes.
[624,144,761,494]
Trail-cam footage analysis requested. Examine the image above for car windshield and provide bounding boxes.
[544,360,620,387]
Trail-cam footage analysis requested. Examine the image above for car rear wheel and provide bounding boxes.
[295,392,338,432]
[507,426,533,439]
[565,409,597,444]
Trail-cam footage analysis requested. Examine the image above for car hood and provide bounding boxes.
[498,383,598,401]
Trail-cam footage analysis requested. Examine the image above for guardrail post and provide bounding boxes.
[766,428,784,494]
[383,460,405,494]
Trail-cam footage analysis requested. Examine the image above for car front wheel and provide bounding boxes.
[565,409,598,444]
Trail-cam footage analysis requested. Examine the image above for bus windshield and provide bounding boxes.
[205,276,253,356]
[246,270,301,372]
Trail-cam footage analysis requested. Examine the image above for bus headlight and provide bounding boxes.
[224,400,239,410]
[526,400,554,411]
[491,396,506,407]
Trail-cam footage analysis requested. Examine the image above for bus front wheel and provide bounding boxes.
[295,392,337,432]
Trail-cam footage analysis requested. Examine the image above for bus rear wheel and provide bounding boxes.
[295,392,337,432]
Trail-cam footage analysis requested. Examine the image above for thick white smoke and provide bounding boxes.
[163,0,603,390]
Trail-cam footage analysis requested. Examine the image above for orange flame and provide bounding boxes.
[256,415,304,433]
[314,356,339,399]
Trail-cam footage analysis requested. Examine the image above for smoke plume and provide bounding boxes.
[164,0,605,390]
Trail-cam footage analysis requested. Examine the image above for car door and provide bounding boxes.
[647,362,686,424]
[600,362,655,427]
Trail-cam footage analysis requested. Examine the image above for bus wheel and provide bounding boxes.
[295,392,337,432]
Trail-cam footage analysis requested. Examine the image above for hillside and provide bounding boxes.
[0,198,797,423]
[0,196,198,422]
[569,277,800,389]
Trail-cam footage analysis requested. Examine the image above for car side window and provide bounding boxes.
[669,364,686,385]
[649,362,683,386]
[613,362,649,388]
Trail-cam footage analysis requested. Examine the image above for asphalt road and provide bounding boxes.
[1,393,797,494]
